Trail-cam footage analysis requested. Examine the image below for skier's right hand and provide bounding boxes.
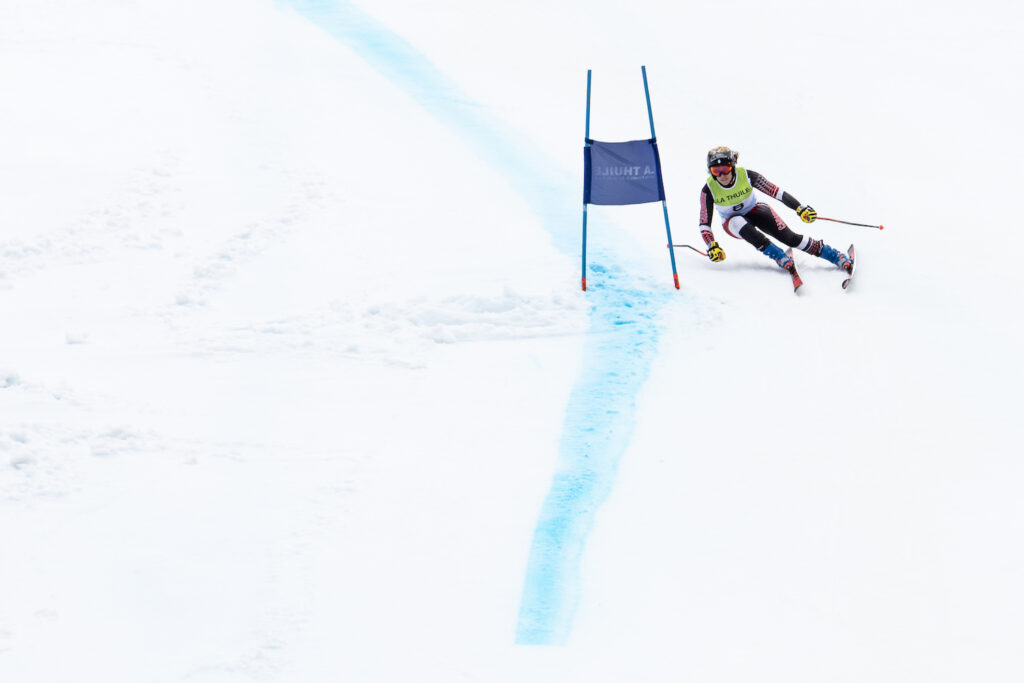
[707,241,726,262]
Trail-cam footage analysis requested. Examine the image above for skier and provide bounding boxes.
[698,146,852,275]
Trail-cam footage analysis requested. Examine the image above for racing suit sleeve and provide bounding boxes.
[748,169,801,210]
[698,183,716,246]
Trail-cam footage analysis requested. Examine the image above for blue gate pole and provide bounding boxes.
[641,66,680,290]
[582,69,592,291]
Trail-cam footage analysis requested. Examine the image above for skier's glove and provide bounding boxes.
[707,241,726,262]
[796,204,817,223]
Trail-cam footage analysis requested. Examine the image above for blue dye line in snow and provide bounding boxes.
[280,0,578,254]
[280,0,671,646]
[516,281,665,645]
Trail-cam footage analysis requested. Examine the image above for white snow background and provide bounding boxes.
[2,0,1022,681]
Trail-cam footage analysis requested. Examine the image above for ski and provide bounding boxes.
[842,243,856,290]
[785,248,803,293]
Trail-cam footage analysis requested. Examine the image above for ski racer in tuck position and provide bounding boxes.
[698,146,852,275]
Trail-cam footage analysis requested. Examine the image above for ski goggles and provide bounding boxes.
[710,165,734,176]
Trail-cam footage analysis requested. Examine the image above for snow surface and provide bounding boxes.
[2,0,1023,681]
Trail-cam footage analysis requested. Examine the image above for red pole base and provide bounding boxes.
[582,277,587,291]
[673,273,679,289]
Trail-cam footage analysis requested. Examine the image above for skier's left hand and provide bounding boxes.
[796,204,817,223]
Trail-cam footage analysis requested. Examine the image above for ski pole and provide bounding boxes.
[818,216,885,230]
[669,243,709,258]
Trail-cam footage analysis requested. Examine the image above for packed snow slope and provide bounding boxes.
[2,1,1023,682]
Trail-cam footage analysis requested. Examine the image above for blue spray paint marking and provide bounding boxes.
[280,0,579,254]
[516,281,665,645]
[279,0,671,645]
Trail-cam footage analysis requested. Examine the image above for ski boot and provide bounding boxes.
[820,244,853,274]
[762,243,796,273]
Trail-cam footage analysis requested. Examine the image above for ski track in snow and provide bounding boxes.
[280,0,672,644]
[169,176,330,311]
[0,154,186,280]
[184,289,586,368]
[0,371,153,500]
